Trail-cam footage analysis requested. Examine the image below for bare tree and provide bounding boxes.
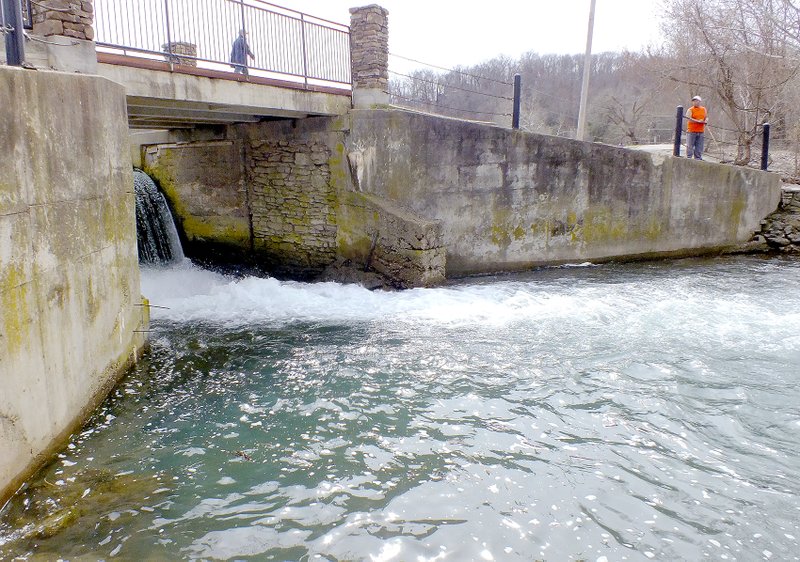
[604,96,647,144]
[660,0,800,164]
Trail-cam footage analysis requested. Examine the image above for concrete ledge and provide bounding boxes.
[1,35,97,73]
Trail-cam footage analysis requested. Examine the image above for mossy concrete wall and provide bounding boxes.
[139,108,780,285]
[143,117,444,285]
[143,140,251,262]
[346,110,781,275]
[0,67,148,506]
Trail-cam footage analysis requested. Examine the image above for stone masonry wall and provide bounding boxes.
[349,5,388,90]
[247,137,337,277]
[33,0,94,40]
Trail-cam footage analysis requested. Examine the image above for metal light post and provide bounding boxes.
[576,0,596,141]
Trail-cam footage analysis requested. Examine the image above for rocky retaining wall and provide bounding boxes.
[0,67,147,506]
[245,131,337,277]
[747,186,800,252]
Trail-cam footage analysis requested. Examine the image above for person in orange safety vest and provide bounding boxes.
[685,96,708,159]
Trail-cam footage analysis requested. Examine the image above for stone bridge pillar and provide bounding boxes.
[349,4,389,109]
[28,0,96,73]
[32,0,94,40]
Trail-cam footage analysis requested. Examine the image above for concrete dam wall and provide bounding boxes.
[0,67,148,505]
[346,110,781,275]
[142,109,780,285]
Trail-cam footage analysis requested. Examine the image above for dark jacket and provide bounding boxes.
[230,36,253,65]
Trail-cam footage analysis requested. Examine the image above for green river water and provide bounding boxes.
[1,256,799,561]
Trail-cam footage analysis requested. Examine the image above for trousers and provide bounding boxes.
[687,132,704,159]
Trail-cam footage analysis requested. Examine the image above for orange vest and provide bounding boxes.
[687,106,707,133]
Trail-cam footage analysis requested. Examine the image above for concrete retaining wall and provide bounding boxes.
[0,67,147,505]
[140,108,781,286]
[346,110,782,275]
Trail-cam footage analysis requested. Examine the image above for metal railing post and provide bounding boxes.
[238,0,249,76]
[512,74,521,129]
[2,0,26,66]
[163,0,173,69]
[22,0,30,29]
[761,122,770,171]
[300,13,309,88]
[673,105,684,157]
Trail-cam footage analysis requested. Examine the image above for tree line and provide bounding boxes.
[388,0,800,170]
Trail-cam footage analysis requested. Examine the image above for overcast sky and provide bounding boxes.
[272,0,666,73]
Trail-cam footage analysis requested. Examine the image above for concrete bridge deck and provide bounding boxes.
[97,54,351,129]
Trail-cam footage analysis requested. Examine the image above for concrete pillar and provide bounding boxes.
[32,0,94,41]
[349,4,390,109]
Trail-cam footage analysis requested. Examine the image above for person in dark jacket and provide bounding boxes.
[230,29,255,75]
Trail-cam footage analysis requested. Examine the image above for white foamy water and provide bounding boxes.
[141,261,613,326]
[141,259,800,354]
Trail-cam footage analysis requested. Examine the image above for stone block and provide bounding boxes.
[33,19,64,36]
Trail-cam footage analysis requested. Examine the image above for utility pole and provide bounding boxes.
[576,0,596,141]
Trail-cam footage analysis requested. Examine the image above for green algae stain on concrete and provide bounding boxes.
[490,225,512,248]
[643,217,663,242]
[729,193,747,233]
[328,142,349,191]
[490,208,514,249]
[143,162,249,247]
[1,265,30,355]
[335,193,378,260]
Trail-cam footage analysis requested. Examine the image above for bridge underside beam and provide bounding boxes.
[126,99,279,129]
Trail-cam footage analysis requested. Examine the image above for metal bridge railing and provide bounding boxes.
[21,0,31,28]
[94,0,351,88]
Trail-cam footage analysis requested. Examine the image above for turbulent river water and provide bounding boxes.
[2,256,800,561]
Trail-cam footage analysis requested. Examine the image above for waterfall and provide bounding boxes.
[133,169,185,265]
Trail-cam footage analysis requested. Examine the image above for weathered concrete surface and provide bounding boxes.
[346,110,781,276]
[0,35,98,74]
[138,108,780,286]
[0,67,147,506]
[143,140,251,263]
